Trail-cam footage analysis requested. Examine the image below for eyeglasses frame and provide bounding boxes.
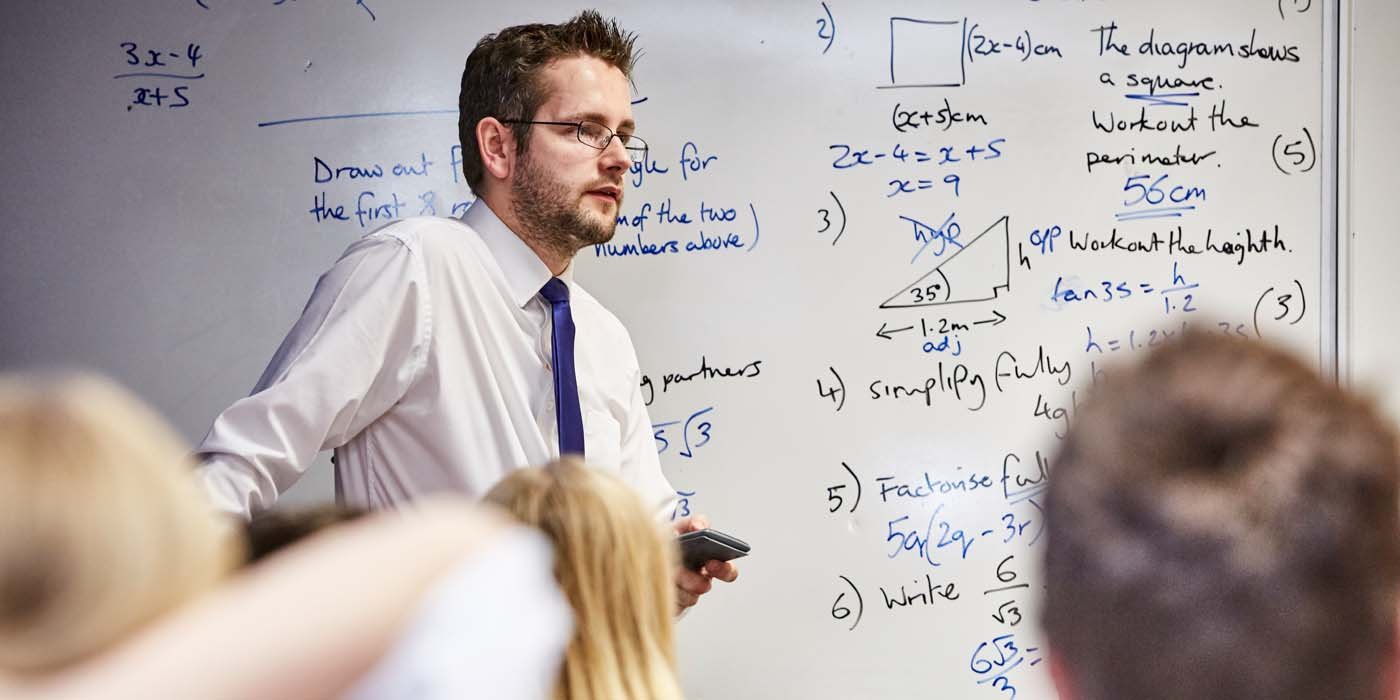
[498,119,648,163]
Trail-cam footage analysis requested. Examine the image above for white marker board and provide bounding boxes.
[0,2,1339,698]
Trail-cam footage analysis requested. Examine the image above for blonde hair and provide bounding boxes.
[485,458,682,700]
[0,373,240,675]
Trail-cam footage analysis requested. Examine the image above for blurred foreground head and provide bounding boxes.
[0,373,239,676]
[1043,332,1400,700]
[243,504,368,565]
[486,458,681,700]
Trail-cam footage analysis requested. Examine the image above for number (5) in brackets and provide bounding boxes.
[1271,128,1316,175]
[826,461,862,514]
[1278,0,1312,20]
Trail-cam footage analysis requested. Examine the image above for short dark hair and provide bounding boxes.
[457,10,638,195]
[243,505,367,565]
[1043,332,1400,700]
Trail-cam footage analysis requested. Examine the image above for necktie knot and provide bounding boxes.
[540,278,570,305]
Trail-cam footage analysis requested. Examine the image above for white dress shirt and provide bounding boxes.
[346,526,572,700]
[196,202,675,518]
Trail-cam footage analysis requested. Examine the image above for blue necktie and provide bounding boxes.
[540,278,585,456]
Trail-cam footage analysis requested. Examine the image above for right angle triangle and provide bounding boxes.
[879,215,1010,309]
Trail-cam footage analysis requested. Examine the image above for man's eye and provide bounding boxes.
[579,123,607,140]
[616,133,633,146]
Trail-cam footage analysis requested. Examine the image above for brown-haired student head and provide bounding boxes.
[1043,332,1400,700]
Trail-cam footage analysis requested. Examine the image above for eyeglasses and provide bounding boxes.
[500,119,648,164]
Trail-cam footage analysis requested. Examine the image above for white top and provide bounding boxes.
[196,202,675,518]
[345,527,573,700]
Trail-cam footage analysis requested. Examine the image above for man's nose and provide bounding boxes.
[599,136,630,172]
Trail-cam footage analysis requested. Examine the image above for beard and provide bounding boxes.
[510,150,619,261]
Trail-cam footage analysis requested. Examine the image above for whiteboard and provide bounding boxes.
[0,2,1337,699]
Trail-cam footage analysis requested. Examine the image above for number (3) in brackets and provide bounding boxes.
[816,191,847,246]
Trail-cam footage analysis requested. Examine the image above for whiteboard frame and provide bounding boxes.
[1329,0,1349,380]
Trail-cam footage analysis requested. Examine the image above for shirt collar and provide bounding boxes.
[462,201,572,308]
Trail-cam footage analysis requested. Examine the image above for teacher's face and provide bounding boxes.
[510,55,634,252]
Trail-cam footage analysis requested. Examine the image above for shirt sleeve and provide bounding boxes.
[196,233,430,518]
[616,338,680,522]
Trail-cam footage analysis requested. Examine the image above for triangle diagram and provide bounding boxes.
[880,215,1010,309]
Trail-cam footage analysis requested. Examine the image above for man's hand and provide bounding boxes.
[673,514,740,616]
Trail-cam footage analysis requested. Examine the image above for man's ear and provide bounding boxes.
[476,117,515,181]
[1047,648,1077,700]
[1380,618,1400,700]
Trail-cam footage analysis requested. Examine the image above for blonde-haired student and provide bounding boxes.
[0,372,240,675]
[0,372,571,700]
[487,458,684,700]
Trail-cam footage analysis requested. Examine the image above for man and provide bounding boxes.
[1041,332,1400,700]
[196,11,735,612]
